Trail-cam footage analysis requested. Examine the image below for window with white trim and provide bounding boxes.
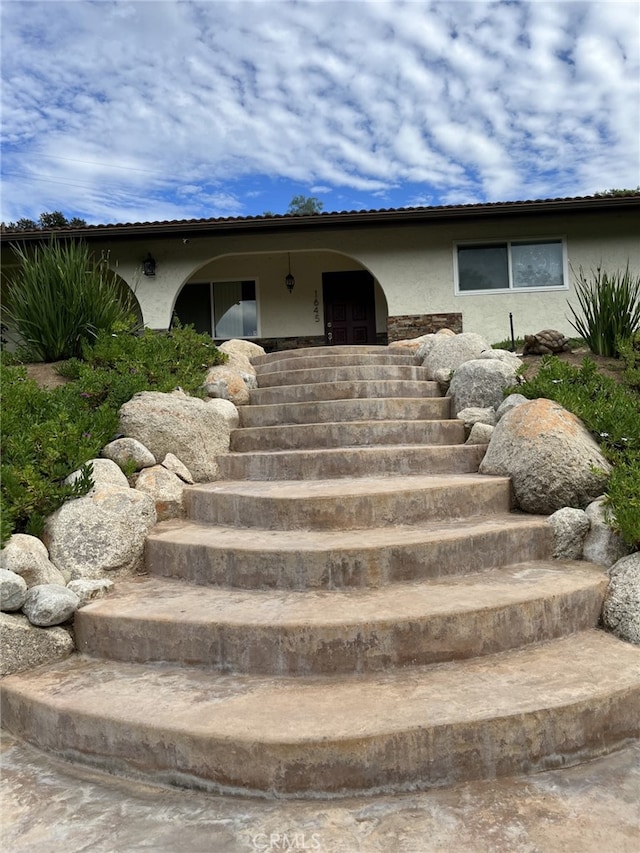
[455,239,566,293]
[173,280,258,338]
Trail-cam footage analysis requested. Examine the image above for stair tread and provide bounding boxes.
[188,473,506,499]
[5,631,639,740]
[149,512,549,552]
[78,561,606,627]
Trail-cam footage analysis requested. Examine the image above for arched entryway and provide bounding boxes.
[171,250,388,350]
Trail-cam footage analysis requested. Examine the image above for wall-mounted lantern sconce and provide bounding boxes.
[143,253,156,277]
[285,253,295,294]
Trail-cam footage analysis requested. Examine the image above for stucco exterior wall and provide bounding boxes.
[90,207,638,344]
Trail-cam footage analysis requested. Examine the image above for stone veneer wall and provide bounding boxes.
[387,314,463,342]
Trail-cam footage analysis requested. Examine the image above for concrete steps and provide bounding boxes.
[2,343,639,798]
[217,443,487,479]
[230,420,465,451]
[145,514,555,588]
[74,562,607,675]
[3,632,639,796]
[184,474,512,529]
[238,396,450,427]
[256,363,431,388]
[250,379,442,404]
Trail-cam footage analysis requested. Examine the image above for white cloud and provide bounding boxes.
[1,0,638,224]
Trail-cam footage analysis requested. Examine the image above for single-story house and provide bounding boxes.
[2,194,638,350]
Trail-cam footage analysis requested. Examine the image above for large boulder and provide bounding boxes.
[0,533,67,587]
[22,584,80,627]
[203,364,254,405]
[602,552,640,645]
[583,498,632,567]
[448,359,518,416]
[44,488,156,581]
[118,391,232,481]
[421,333,491,380]
[0,612,74,676]
[479,398,611,514]
[218,339,265,360]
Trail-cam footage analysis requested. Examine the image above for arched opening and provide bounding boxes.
[171,250,389,350]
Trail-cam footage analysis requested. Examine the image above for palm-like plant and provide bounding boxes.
[568,264,640,357]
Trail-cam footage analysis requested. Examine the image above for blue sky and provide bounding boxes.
[1,0,639,225]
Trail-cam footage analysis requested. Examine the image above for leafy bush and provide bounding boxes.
[60,324,227,410]
[567,264,640,357]
[2,237,136,362]
[617,332,640,393]
[513,356,640,546]
[0,326,227,545]
[0,364,117,539]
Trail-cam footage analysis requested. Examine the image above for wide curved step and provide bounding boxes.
[184,475,512,530]
[249,379,441,404]
[3,631,638,797]
[230,420,465,452]
[238,397,450,427]
[257,364,431,388]
[146,514,553,589]
[74,562,608,675]
[253,352,417,374]
[217,443,487,480]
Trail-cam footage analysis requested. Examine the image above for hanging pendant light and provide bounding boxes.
[285,253,295,294]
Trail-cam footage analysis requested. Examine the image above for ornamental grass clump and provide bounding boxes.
[2,237,136,362]
[567,264,640,358]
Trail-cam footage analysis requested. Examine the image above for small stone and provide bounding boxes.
[583,499,631,567]
[22,584,80,627]
[161,453,194,484]
[135,466,185,521]
[602,553,640,645]
[465,423,494,445]
[548,507,590,560]
[101,437,156,470]
[0,536,67,588]
[496,394,528,421]
[0,569,28,611]
[67,578,114,608]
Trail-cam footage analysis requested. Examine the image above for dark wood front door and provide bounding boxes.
[322,271,376,345]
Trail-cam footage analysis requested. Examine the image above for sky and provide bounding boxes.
[1,0,639,226]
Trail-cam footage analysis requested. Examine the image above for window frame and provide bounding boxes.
[210,277,260,339]
[453,236,569,295]
[173,278,260,339]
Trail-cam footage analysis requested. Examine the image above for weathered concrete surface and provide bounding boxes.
[1,730,638,853]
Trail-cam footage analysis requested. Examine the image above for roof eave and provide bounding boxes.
[2,194,638,243]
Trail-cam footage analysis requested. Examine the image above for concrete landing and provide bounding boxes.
[2,731,639,852]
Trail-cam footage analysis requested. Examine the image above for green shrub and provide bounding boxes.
[2,237,136,362]
[513,356,640,546]
[0,326,227,545]
[567,264,640,357]
[617,331,640,393]
[0,363,117,539]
